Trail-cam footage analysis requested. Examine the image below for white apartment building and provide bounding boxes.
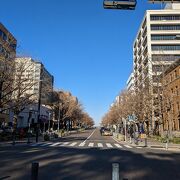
[14,57,54,104]
[133,3,180,132]
[126,72,134,91]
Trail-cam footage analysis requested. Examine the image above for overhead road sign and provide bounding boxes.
[103,0,137,10]
[149,0,180,3]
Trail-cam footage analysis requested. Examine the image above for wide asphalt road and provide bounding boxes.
[1,128,180,180]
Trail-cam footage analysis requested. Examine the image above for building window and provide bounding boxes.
[170,74,173,81]
[150,15,180,21]
[152,45,180,51]
[176,86,179,95]
[151,25,180,31]
[152,55,180,62]
[175,70,178,78]
[151,34,179,41]
[171,88,174,94]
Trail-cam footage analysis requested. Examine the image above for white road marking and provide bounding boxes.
[97,143,103,147]
[88,143,94,147]
[79,142,85,147]
[82,129,96,144]
[106,143,113,148]
[59,142,70,146]
[124,145,132,149]
[136,147,142,149]
[40,143,53,147]
[69,142,77,147]
[114,144,122,148]
[50,142,61,147]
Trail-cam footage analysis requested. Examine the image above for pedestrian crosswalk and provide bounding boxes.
[30,141,140,150]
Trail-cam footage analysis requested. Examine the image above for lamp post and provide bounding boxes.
[48,112,51,131]
[36,77,42,143]
[27,108,33,144]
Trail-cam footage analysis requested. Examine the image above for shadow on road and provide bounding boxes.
[0,145,180,180]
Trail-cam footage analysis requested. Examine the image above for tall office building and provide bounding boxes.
[133,3,180,131]
[14,57,54,104]
[0,23,17,59]
[126,72,134,91]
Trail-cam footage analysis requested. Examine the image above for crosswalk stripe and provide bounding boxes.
[136,147,142,149]
[50,142,61,147]
[97,143,103,147]
[79,142,85,147]
[40,143,53,147]
[124,145,132,149]
[88,143,94,147]
[106,143,113,148]
[59,142,70,146]
[114,144,122,148]
[69,142,77,146]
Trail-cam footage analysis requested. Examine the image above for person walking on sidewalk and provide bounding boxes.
[129,125,134,144]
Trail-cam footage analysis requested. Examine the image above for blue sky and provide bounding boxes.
[0,0,162,125]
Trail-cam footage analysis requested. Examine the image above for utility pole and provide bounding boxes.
[36,64,43,143]
[58,102,61,132]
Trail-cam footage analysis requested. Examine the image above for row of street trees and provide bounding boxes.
[101,87,154,135]
[0,54,94,138]
[49,90,94,130]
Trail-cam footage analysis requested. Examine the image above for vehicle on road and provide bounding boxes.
[100,127,113,136]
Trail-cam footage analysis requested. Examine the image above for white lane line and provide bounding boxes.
[106,143,113,148]
[124,145,132,149]
[79,142,85,147]
[114,144,123,148]
[82,129,96,144]
[50,142,62,147]
[88,143,94,147]
[69,142,77,147]
[59,142,70,146]
[97,143,103,147]
[40,142,53,147]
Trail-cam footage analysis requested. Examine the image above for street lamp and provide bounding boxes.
[58,102,61,132]
[48,112,51,131]
[27,107,33,144]
[36,78,42,143]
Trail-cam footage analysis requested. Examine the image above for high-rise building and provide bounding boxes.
[126,72,134,91]
[0,23,17,59]
[133,3,180,131]
[14,57,54,104]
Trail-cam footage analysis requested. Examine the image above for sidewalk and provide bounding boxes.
[0,136,44,146]
[0,129,85,146]
[113,135,180,152]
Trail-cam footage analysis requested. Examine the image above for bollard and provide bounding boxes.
[144,138,147,147]
[112,163,119,180]
[31,162,39,180]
